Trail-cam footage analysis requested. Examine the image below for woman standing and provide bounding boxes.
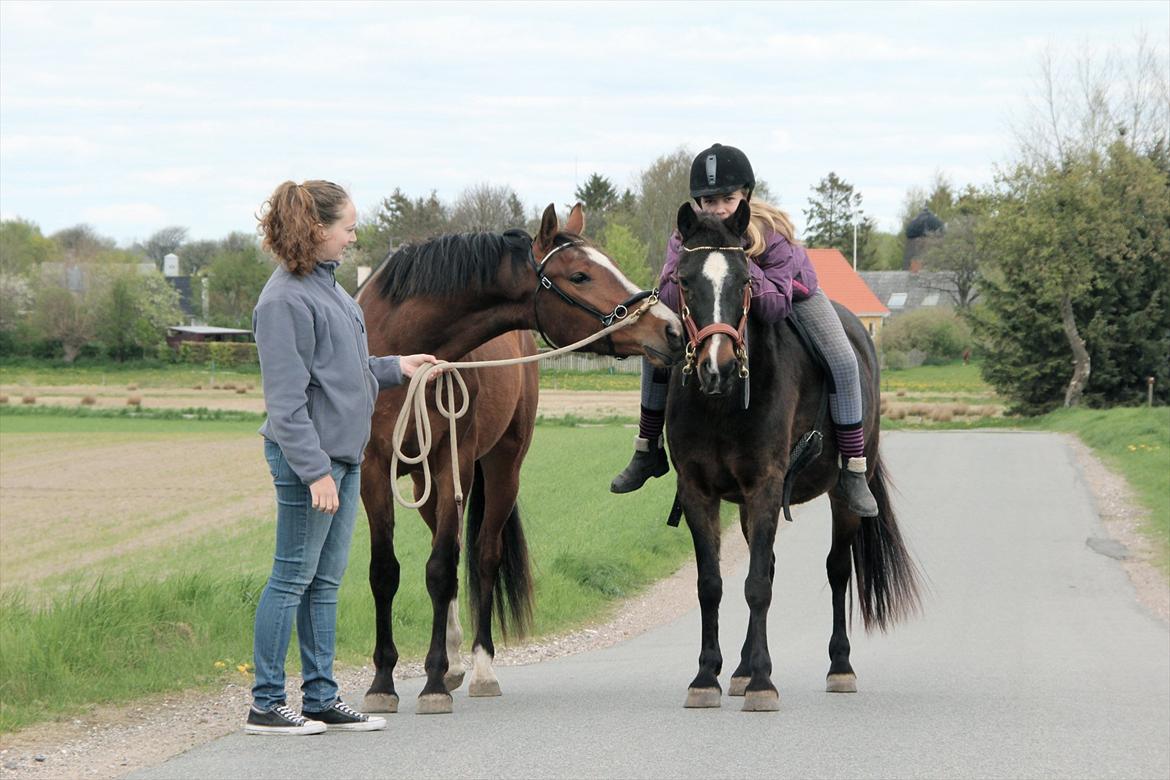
[246,180,439,735]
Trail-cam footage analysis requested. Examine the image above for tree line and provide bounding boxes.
[0,42,1165,411]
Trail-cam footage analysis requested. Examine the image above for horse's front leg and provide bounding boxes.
[826,497,862,693]
[740,479,783,712]
[361,457,401,713]
[416,453,472,715]
[681,486,724,708]
[728,505,775,697]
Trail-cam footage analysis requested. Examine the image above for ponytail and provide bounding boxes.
[745,198,798,257]
[257,180,350,275]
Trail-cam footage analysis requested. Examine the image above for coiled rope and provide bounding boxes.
[390,294,661,516]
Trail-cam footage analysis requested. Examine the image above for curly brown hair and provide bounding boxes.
[257,180,350,276]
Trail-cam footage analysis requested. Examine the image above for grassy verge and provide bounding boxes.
[0,412,723,733]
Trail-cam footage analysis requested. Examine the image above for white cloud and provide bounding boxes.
[82,203,168,226]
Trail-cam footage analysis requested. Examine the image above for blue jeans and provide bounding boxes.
[252,439,360,712]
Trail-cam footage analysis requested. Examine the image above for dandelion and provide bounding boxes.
[237,663,253,673]
[1127,445,1137,451]
[214,660,226,669]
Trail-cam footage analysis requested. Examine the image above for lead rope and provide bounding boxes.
[389,294,660,517]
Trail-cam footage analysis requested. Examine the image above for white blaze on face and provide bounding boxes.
[583,247,640,295]
[702,252,731,372]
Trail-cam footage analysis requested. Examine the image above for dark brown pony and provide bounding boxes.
[665,202,921,711]
[355,204,682,715]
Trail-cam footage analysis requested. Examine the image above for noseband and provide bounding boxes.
[529,239,658,349]
[676,245,751,381]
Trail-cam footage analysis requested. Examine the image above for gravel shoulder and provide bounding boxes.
[0,431,1164,780]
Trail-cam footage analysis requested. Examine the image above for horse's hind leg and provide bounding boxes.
[361,457,401,713]
[826,499,861,693]
[729,506,775,697]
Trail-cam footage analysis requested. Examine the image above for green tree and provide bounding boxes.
[31,283,96,363]
[450,183,525,233]
[207,244,273,329]
[803,172,874,266]
[50,224,116,263]
[574,173,619,240]
[0,219,61,276]
[93,267,182,360]
[635,148,692,275]
[177,239,221,276]
[979,142,1169,410]
[917,214,989,309]
[599,222,653,290]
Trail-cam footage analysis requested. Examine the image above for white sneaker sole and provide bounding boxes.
[245,722,327,736]
[320,716,387,732]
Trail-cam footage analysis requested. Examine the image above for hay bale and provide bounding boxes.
[236,387,247,394]
[127,395,142,407]
[932,408,953,422]
[0,394,8,404]
[896,390,906,397]
[81,396,97,406]
[192,384,202,390]
[21,395,36,405]
[952,403,970,416]
[221,383,236,390]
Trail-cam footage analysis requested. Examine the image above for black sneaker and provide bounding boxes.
[245,703,327,736]
[302,699,387,732]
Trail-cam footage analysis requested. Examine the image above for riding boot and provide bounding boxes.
[838,456,879,517]
[610,435,669,494]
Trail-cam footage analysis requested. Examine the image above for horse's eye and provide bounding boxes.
[679,278,690,288]
[569,272,589,284]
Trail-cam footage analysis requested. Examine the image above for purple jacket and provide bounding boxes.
[657,229,819,323]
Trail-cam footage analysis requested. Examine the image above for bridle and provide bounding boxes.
[675,245,751,382]
[529,238,658,350]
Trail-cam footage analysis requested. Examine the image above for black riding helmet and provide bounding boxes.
[690,143,755,202]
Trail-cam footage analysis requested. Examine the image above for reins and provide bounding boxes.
[389,291,660,519]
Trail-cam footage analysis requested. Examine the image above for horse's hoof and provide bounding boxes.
[416,693,453,715]
[469,679,501,697]
[826,673,857,693]
[728,677,749,697]
[742,689,780,712]
[684,687,722,708]
[444,671,465,692]
[362,692,398,713]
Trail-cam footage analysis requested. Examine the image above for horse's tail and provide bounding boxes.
[465,461,534,640]
[852,454,923,632]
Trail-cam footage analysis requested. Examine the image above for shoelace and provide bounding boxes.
[332,701,367,721]
[272,704,307,725]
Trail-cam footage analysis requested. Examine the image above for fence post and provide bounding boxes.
[1148,376,1155,408]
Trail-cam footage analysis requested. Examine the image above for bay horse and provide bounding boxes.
[665,201,921,711]
[355,203,682,715]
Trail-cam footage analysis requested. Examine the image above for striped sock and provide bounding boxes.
[638,407,665,442]
[835,422,865,460]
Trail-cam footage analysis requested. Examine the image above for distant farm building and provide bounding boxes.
[165,325,253,350]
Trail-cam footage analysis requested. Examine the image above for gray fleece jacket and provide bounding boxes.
[253,261,403,484]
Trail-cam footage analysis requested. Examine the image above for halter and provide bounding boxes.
[529,239,658,350]
[676,244,751,381]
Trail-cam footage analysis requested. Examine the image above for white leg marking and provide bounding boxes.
[446,599,464,674]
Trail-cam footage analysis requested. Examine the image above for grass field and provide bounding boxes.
[0,411,722,733]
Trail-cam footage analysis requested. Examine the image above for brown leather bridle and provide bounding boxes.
[675,245,751,382]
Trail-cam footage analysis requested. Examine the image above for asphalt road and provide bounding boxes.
[135,432,1170,780]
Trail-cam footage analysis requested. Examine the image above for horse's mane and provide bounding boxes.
[373,228,538,304]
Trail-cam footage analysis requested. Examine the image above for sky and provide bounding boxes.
[1,0,1166,248]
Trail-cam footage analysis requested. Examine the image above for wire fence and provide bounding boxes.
[536,351,642,374]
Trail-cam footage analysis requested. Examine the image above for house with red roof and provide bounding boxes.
[806,248,890,339]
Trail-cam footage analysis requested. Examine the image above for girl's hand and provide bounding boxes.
[401,353,443,382]
[309,474,339,515]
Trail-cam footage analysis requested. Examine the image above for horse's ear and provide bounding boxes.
[566,202,585,236]
[677,202,700,239]
[537,203,559,251]
[726,199,751,237]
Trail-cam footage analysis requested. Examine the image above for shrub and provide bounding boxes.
[881,309,972,365]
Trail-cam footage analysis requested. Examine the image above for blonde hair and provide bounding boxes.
[744,197,798,258]
[257,180,350,276]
